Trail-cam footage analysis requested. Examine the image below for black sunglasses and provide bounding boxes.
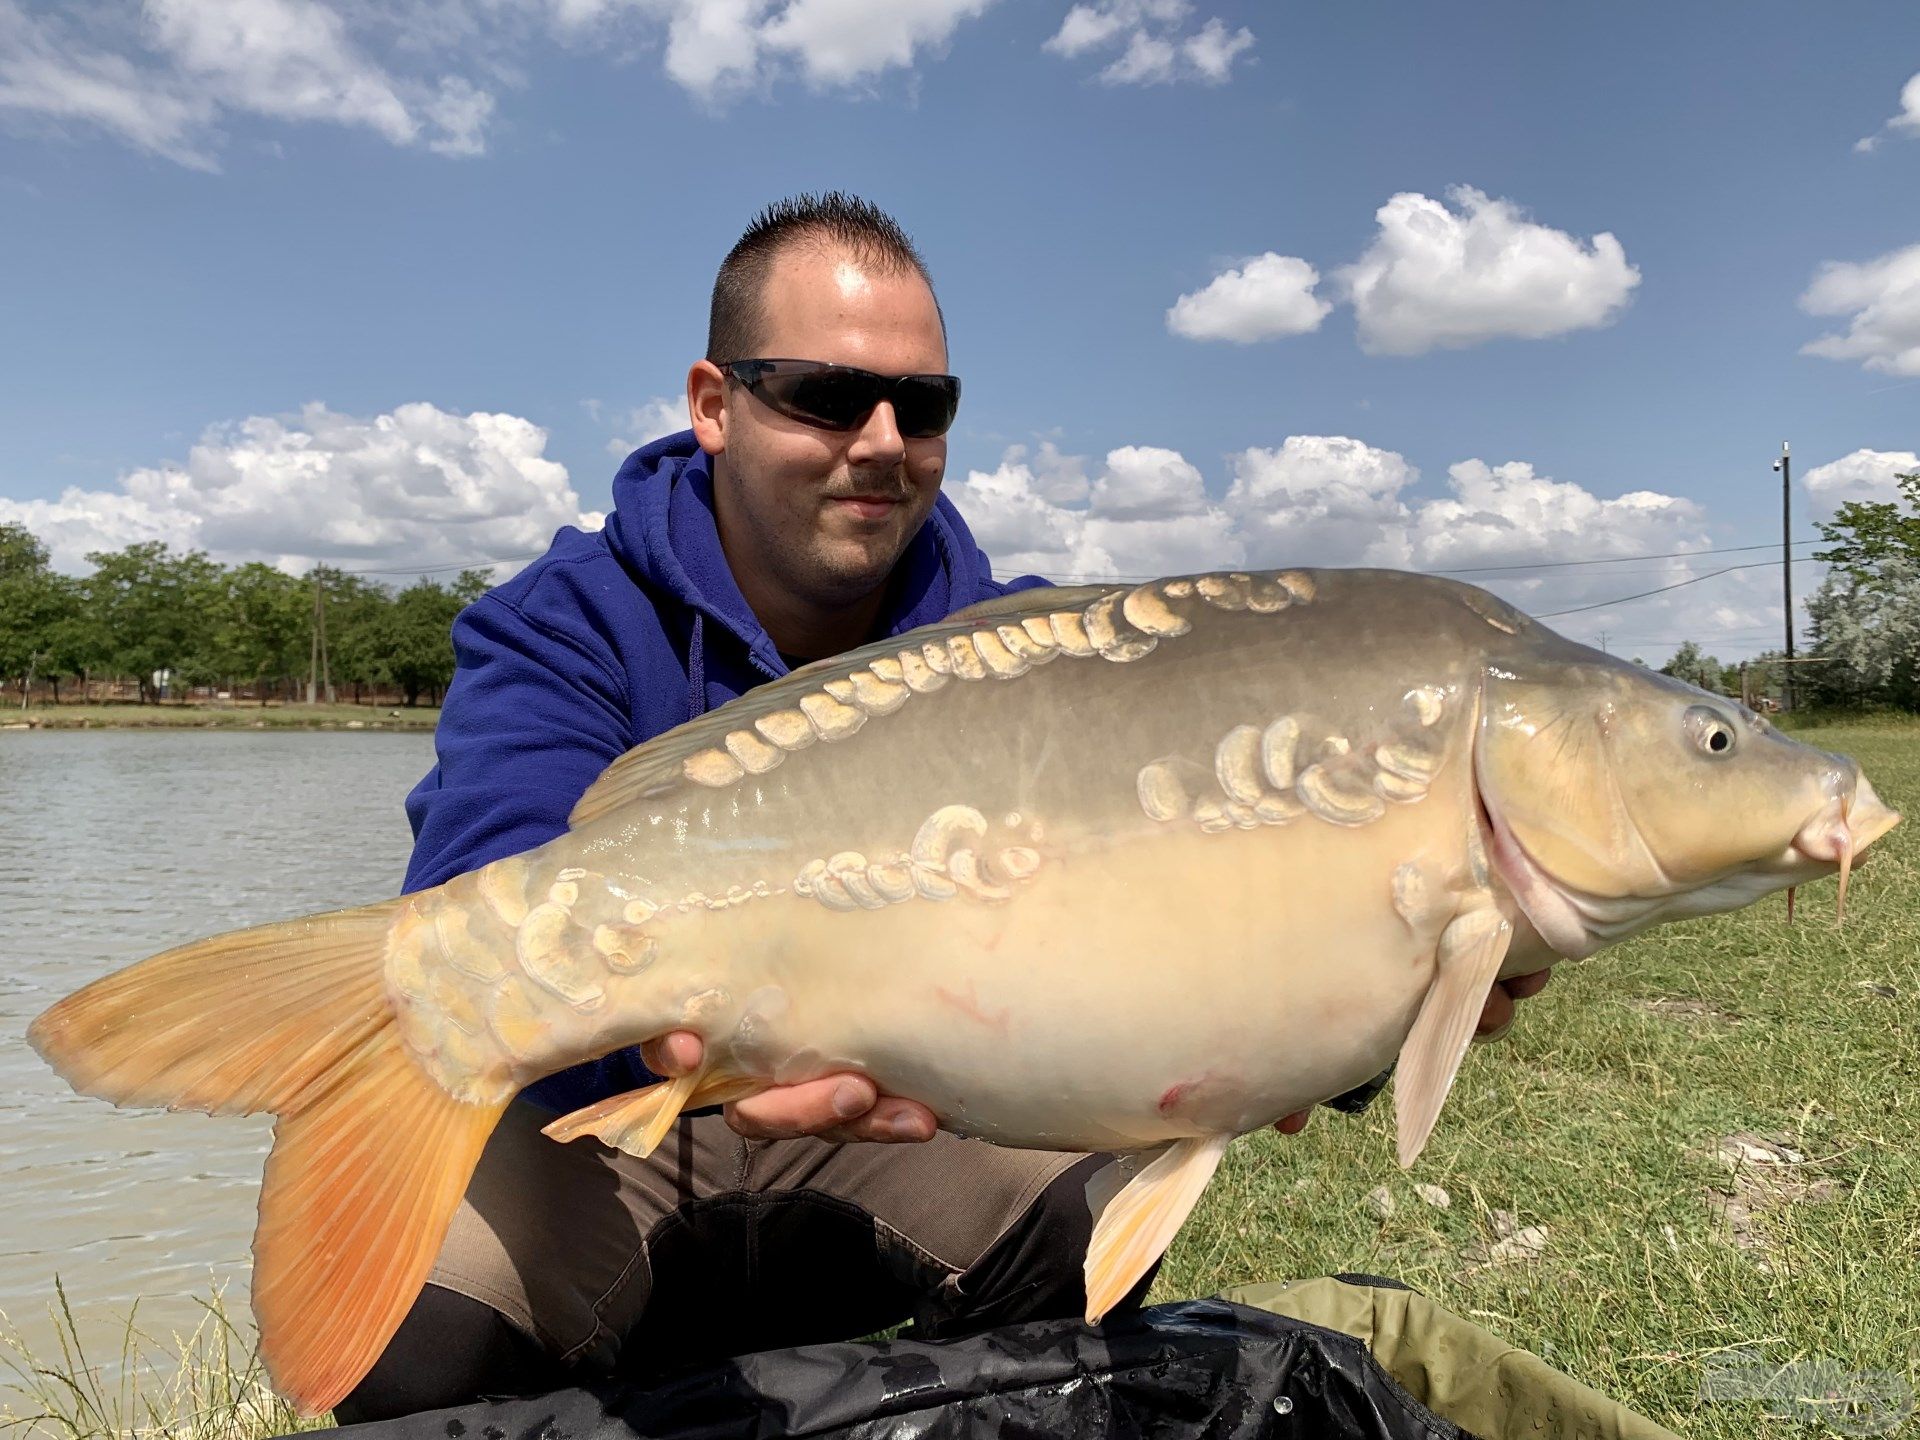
[723,359,961,439]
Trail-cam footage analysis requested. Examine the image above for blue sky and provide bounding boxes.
[2,0,1916,661]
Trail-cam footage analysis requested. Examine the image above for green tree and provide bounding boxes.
[1659,640,1726,693]
[378,578,466,706]
[1814,471,1920,579]
[1807,470,1920,711]
[452,568,494,606]
[0,521,48,578]
[1805,556,1920,710]
[319,568,394,703]
[0,524,81,708]
[213,563,308,703]
[83,542,226,703]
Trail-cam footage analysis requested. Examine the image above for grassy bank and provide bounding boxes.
[5,727,1914,1437]
[0,1286,323,1440]
[0,704,440,732]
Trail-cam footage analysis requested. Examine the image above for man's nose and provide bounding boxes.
[848,399,907,464]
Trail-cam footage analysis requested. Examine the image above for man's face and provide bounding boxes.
[703,245,949,612]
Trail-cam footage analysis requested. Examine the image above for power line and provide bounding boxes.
[1533,561,1779,618]
[992,536,1826,587]
[1428,537,1821,576]
[335,552,548,577]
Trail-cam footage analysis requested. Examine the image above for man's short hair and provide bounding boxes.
[707,192,946,365]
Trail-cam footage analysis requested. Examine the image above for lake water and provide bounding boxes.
[0,730,436,1376]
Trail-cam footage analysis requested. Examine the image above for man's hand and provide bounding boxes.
[1475,967,1553,1040]
[640,1032,938,1144]
[1271,966,1555,1135]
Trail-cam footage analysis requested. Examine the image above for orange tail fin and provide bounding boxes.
[27,899,507,1416]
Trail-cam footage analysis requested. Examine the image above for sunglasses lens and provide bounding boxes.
[768,369,879,431]
[892,376,960,439]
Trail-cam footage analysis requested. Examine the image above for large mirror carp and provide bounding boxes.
[30,567,1899,1413]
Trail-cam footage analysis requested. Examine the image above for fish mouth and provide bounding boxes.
[1785,773,1901,922]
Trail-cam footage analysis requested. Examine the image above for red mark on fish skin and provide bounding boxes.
[933,981,1011,1034]
[1157,1071,1222,1117]
[1156,1081,1194,1116]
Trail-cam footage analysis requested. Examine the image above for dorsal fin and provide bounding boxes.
[566,587,1123,829]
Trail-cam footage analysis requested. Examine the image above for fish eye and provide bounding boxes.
[1684,705,1736,757]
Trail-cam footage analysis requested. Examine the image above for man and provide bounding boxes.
[337,192,1548,1422]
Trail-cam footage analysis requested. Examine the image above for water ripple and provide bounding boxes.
[0,730,434,1363]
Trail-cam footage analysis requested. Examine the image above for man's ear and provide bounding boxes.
[688,361,728,455]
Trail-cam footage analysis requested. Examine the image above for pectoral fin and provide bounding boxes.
[542,1068,767,1158]
[1083,1133,1231,1323]
[1395,902,1513,1168]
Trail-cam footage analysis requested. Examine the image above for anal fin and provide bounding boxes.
[542,1068,767,1158]
[1083,1134,1231,1323]
[1395,900,1513,1168]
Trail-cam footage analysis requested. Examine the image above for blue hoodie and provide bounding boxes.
[401,430,1049,1113]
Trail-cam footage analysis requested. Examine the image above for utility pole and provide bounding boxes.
[1596,630,1610,654]
[307,570,336,707]
[1772,441,1795,711]
[307,573,319,706]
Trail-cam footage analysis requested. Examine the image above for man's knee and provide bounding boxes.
[921,1153,1159,1338]
[330,1284,564,1425]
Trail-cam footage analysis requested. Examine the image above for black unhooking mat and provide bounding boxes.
[310,1276,1682,1440]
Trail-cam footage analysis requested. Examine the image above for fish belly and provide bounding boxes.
[682,806,1454,1154]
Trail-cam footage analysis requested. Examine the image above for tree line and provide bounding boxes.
[8,472,1917,716]
[1657,470,1920,713]
[0,523,492,708]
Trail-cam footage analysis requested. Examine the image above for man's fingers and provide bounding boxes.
[829,1096,940,1144]
[640,1031,704,1077]
[1475,983,1516,1037]
[1505,968,1553,1000]
[724,1075,939,1143]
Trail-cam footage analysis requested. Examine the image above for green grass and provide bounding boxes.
[1,703,439,731]
[0,1284,323,1440]
[1157,725,1920,1437]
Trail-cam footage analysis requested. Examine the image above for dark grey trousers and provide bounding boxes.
[336,1100,1134,1422]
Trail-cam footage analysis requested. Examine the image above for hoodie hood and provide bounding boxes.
[604,429,1003,682]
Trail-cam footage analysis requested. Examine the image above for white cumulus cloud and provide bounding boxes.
[1856,70,1920,152]
[1167,253,1331,343]
[0,0,1003,165]
[946,436,1769,658]
[1799,243,1920,378]
[1223,435,1418,565]
[0,0,491,167]
[757,0,997,90]
[655,0,997,100]
[948,441,1244,579]
[1044,0,1252,86]
[0,402,602,576]
[1802,447,1920,508]
[604,394,692,457]
[1337,186,1641,357]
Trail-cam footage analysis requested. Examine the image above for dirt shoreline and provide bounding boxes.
[0,705,441,732]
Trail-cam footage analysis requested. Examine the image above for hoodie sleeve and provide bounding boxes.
[401,592,632,893]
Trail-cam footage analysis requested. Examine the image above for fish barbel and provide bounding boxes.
[28,567,1900,1413]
